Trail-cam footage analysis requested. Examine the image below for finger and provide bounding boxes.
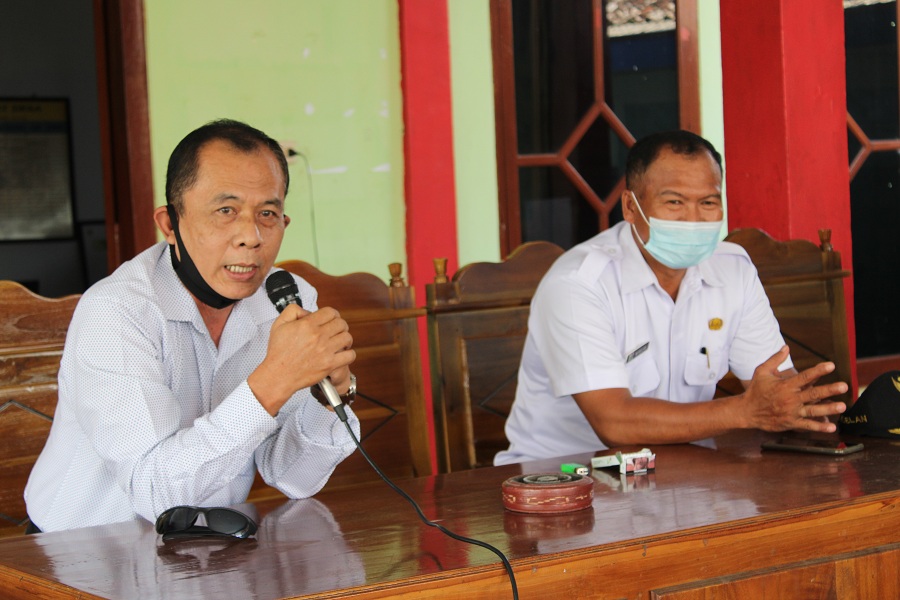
[305,306,342,325]
[318,318,351,344]
[755,346,791,376]
[332,347,356,370]
[326,332,354,355]
[798,372,822,390]
[275,303,310,322]
[801,401,847,419]
[327,366,358,395]
[794,396,846,434]
[800,381,848,404]
[795,418,838,434]
[343,331,353,350]
[791,361,837,389]
[305,312,351,339]
[327,366,351,387]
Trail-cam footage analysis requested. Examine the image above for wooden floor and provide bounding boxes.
[0,430,898,599]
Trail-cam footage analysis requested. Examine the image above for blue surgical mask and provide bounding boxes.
[629,191,723,269]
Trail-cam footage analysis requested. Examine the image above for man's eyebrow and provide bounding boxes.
[209,194,284,209]
[261,198,284,210]
[211,193,240,204]
[659,189,722,201]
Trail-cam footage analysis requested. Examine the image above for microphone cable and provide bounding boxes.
[266,272,516,597]
[338,417,519,600]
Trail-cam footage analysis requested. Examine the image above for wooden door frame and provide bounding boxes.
[93,0,156,273]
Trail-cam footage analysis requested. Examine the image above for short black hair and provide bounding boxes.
[165,119,289,213]
[625,130,722,190]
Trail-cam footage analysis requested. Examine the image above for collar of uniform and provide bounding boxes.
[676,255,724,305]
[156,244,202,324]
[696,246,727,287]
[615,222,661,294]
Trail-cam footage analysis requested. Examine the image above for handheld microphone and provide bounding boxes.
[265,271,347,421]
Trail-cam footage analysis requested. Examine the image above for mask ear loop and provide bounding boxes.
[629,191,651,226]
[628,191,652,249]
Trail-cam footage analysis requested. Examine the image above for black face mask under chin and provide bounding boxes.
[166,204,238,310]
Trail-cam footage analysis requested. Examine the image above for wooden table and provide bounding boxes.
[1,431,898,599]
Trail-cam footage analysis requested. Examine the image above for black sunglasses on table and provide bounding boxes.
[155,505,258,540]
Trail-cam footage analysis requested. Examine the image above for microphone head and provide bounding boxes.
[265,271,302,313]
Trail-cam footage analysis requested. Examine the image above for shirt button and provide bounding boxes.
[709,373,716,380]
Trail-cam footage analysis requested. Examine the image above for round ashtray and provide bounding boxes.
[501,472,594,514]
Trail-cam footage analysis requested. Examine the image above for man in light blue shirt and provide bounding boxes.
[26,120,359,531]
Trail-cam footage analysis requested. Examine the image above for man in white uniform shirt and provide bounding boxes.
[26,120,359,531]
[495,130,848,465]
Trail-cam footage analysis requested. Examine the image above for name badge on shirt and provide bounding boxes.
[625,342,649,364]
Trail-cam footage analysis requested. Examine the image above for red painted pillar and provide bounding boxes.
[720,0,857,393]
[398,0,458,286]
[398,0,458,471]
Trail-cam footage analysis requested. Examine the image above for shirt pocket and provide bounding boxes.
[683,345,730,387]
[625,354,661,397]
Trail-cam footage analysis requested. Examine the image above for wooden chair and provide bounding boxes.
[248,261,431,502]
[716,228,853,405]
[426,242,565,473]
[0,282,80,537]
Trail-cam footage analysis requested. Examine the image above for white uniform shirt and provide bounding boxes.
[495,222,789,465]
[25,243,359,531]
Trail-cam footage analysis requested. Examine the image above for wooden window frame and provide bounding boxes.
[490,0,700,256]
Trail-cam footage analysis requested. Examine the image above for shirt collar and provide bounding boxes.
[615,223,660,294]
[155,244,201,324]
[696,250,726,287]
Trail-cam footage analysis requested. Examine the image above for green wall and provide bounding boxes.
[448,0,501,265]
[698,1,725,162]
[145,0,406,277]
[698,0,727,223]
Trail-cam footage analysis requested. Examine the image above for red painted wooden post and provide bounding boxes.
[399,0,458,470]
[720,0,857,395]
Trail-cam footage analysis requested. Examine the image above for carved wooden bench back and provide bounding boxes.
[717,228,852,404]
[426,242,565,472]
[0,282,79,537]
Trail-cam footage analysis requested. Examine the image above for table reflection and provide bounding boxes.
[26,497,365,599]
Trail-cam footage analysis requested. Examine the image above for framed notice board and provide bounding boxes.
[0,98,76,241]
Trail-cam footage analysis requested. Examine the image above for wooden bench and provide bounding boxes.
[0,282,80,537]
[425,242,564,473]
[425,229,853,474]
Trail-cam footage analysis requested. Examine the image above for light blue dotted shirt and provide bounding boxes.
[25,243,359,532]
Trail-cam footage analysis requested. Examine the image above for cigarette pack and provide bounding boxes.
[591,448,656,474]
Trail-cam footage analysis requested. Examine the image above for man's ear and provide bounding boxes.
[154,205,177,245]
[621,189,637,225]
[284,214,291,228]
